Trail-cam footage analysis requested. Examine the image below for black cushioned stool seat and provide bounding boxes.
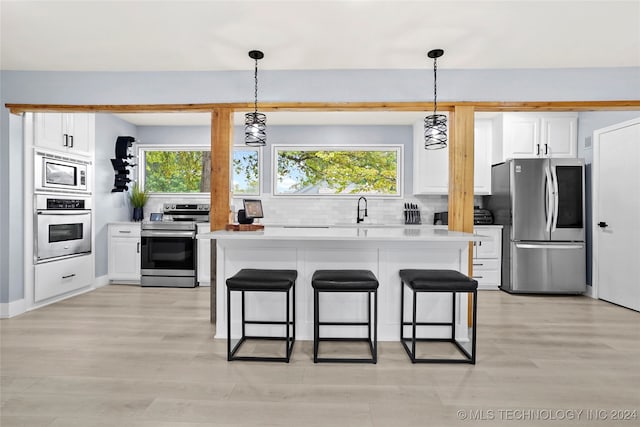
[312,270,379,363]
[399,269,478,364]
[226,269,297,362]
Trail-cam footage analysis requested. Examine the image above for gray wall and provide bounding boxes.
[2,67,640,304]
[94,114,138,277]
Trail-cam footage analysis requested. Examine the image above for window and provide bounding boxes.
[274,145,402,196]
[139,146,260,196]
[232,148,260,195]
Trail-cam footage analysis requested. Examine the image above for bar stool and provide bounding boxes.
[399,269,477,364]
[226,269,297,362]
[312,270,379,363]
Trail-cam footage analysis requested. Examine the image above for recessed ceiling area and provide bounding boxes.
[2,1,639,71]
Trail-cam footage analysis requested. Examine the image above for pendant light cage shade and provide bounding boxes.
[424,114,448,149]
[424,48,447,150]
[245,49,266,146]
[245,112,267,146]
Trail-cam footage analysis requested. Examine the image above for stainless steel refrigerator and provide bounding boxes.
[487,158,586,294]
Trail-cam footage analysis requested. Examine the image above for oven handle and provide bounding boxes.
[141,230,196,238]
[36,210,91,216]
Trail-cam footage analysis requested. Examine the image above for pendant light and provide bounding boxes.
[245,50,266,146]
[424,48,447,150]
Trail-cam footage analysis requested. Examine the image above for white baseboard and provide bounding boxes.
[93,275,110,289]
[584,284,595,299]
[0,298,26,318]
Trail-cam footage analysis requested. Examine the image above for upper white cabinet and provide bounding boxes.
[502,113,577,160]
[413,114,492,195]
[34,113,95,155]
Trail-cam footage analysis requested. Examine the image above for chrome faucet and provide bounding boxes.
[357,196,368,223]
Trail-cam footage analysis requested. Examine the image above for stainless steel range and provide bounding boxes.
[140,203,209,288]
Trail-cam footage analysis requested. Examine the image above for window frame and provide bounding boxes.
[137,144,262,197]
[271,144,404,198]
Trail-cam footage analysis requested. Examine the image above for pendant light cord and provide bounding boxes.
[432,56,438,116]
[253,58,259,115]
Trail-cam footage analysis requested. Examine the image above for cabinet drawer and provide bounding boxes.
[471,268,500,285]
[35,255,93,302]
[109,224,141,237]
[472,258,500,271]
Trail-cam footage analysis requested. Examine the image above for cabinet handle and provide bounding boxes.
[69,135,74,148]
[472,275,484,279]
[473,263,484,266]
[119,230,131,234]
[536,144,540,155]
[63,134,69,147]
[137,242,140,253]
[544,143,548,155]
[62,274,76,279]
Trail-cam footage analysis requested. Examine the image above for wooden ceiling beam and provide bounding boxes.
[6,100,640,115]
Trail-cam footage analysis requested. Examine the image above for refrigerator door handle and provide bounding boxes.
[551,166,559,232]
[515,243,584,250]
[544,166,554,233]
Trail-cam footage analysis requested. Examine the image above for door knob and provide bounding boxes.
[598,222,608,228]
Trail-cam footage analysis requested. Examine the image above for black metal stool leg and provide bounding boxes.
[314,289,319,363]
[227,287,232,361]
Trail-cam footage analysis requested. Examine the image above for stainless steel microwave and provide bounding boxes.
[34,150,91,194]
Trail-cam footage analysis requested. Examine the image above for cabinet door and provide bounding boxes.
[412,117,450,195]
[108,237,141,281]
[542,116,577,158]
[503,115,540,159]
[474,120,492,195]
[67,113,94,154]
[474,227,501,259]
[34,113,66,151]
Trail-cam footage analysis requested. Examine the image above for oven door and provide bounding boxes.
[140,230,197,284]
[36,210,92,262]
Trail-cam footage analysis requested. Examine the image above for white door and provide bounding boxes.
[593,118,640,311]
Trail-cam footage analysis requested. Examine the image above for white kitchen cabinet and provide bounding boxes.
[413,115,492,195]
[108,223,141,283]
[502,113,577,160]
[34,112,95,155]
[34,254,93,302]
[197,223,211,286]
[472,226,502,290]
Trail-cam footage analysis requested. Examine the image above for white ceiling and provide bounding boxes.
[4,0,638,126]
[2,0,639,72]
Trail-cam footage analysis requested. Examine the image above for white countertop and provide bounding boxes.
[198,225,484,242]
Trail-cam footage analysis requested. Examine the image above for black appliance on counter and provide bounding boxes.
[140,203,209,288]
[433,207,494,226]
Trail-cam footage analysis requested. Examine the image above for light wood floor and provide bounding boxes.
[1,286,639,427]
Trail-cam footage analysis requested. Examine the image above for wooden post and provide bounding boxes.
[210,108,233,324]
[447,106,475,325]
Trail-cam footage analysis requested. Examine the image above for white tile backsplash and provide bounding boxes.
[143,194,482,226]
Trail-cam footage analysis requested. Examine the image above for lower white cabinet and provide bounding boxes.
[34,254,93,302]
[472,226,502,290]
[197,223,211,286]
[108,223,141,283]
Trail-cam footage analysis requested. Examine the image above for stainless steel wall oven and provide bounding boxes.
[35,194,92,263]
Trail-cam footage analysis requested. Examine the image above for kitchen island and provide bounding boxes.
[198,226,484,342]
